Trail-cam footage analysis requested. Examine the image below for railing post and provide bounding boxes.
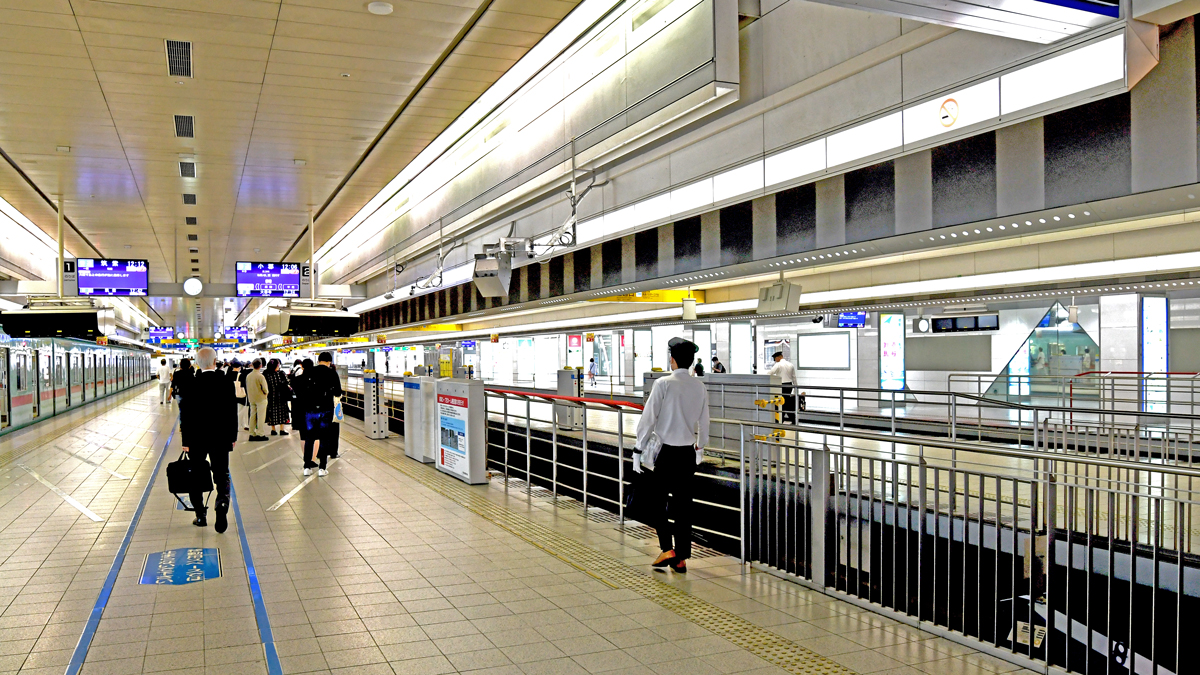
[582,405,589,510]
[503,396,510,489]
[618,410,625,524]
[739,424,746,566]
[839,389,844,431]
[950,396,957,441]
[1032,408,1039,451]
[551,405,559,499]
[810,440,829,586]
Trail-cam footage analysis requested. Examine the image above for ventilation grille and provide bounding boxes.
[188,247,198,253]
[179,162,196,178]
[174,115,194,138]
[185,217,197,225]
[165,40,192,78]
[182,193,196,205]
[187,234,198,241]
[190,258,199,263]
[191,268,199,272]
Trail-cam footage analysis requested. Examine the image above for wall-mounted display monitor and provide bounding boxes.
[837,311,867,328]
[225,326,249,341]
[235,262,300,298]
[932,314,1000,333]
[148,326,174,343]
[77,259,148,296]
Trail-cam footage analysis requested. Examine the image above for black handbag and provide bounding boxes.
[166,451,213,511]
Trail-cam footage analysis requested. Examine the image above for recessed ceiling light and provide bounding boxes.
[293,159,307,166]
[1083,211,1091,215]
[1039,218,1046,223]
[56,146,70,153]
[986,227,992,232]
[1068,214,1075,218]
[341,73,351,78]
[367,1,394,14]
[1053,216,1060,221]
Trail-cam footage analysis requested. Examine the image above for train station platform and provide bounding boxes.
[0,385,1036,675]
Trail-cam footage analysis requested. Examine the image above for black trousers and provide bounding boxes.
[304,423,340,469]
[780,385,796,424]
[188,445,231,514]
[646,444,697,559]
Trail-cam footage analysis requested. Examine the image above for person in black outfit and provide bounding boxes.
[711,357,727,373]
[300,352,343,477]
[237,362,252,431]
[264,358,292,435]
[181,348,238,532]
[170,358,193,401]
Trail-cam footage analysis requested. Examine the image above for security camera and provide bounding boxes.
[811,315,824,324]
[384,291,393,300]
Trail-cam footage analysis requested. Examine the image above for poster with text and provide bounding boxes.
[437,394,469,480]
[879,313,906,394]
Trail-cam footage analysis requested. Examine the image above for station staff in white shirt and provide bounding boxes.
[768,351,797,424]
[156,359,173,405]
[634,337,710,573]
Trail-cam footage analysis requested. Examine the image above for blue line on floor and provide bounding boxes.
[230,480,283,675]
[64,417,177,675]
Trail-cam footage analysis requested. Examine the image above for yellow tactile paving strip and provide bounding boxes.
[341,433,857,675]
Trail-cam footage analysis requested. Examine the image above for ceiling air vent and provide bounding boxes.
[188,247,198,253]
[182,193,196,205]
[187,234,198,241]
[165,40,192,78]
[174,115,194,138]
[179,161,196,178]
[190,258,199,263]
[185,217,197,225]
[191,268,199,272]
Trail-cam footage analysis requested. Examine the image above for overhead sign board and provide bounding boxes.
[756,282,801,314]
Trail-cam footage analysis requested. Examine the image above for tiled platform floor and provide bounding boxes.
[1,387,1039,675]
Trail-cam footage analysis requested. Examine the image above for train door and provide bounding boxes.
[36,350,51,417]
[1,348,8,430]
[7,350,34,426]
[70,351,83,405]
[85,352,96,400]
[53,349,67,412]
[119,355,126,389]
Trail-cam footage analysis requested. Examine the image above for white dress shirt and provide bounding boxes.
[636,368,710,453]
[768,358,796,384]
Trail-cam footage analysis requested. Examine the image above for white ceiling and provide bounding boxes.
[0,0,579,300]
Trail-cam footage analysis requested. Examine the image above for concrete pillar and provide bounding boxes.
[701,211,721,268]
[996,119,1045,216]
[815,175,846,248]
[752,195,776,260]
[894,150,932,234]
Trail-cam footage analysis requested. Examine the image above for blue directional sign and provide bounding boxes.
[140,548,221,585]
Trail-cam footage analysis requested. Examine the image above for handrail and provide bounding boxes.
[712,415,1200,478]
[485,387,644,411]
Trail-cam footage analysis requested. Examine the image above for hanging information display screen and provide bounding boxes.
[148,326,174,343]
[77,259,149,296]
[235,262,301,297]
[879,313,906,395]
[437,393,470,480]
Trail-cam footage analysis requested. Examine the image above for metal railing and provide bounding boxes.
[476,386,1198,675]
[950,371,1200,418]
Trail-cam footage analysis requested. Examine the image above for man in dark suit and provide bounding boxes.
[182,347,238,532]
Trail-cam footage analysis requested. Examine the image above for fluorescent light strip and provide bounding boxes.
[347,260,476,314]
[318,0,625,265]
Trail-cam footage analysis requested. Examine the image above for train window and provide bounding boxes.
[15,355,24,390]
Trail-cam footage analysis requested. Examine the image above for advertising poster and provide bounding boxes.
[1142,296,1168,412]
[437,393,469,480]
[879,313,906,395]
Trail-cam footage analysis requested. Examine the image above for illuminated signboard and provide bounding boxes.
[235,262,300,298]
[879,313,906,396]
[77,259,149,296]
[1142,296,1168,412]
[148,327,174,343]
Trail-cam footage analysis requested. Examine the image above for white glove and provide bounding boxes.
[632,453,643,474]
[695,446,703,465]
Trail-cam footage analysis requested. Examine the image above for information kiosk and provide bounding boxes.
[434,378,487,484]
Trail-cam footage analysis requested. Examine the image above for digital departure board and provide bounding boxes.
[837,311,867,328]
[225,326,249,341]
[236,262,300,298]
[77,259,149,296]
[148,326,174,343]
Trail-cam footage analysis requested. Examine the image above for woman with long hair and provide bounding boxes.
[264,358,293,435]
